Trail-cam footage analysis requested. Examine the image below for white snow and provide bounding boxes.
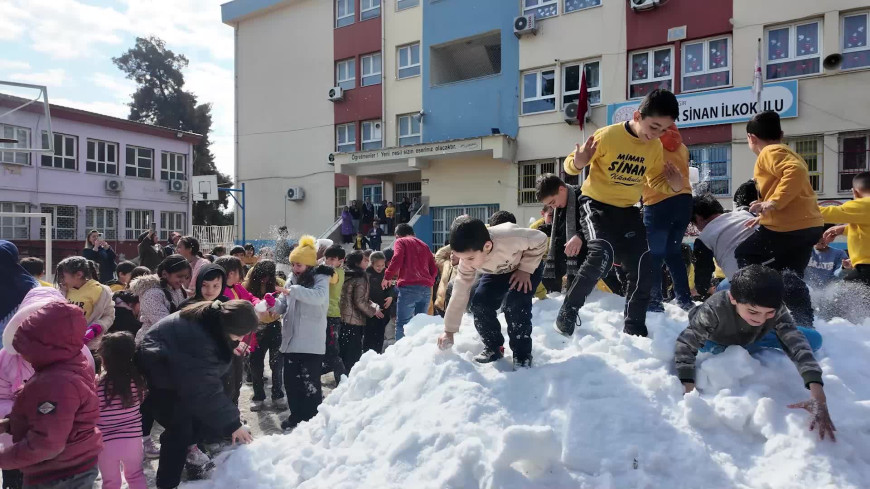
[189,291,870,489]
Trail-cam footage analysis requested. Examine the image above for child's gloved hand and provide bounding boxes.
[264,293,276,308]
[83,324,103,343]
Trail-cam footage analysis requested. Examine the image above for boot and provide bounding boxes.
[473,346,504,364]
[555,306,580,337]
[512,355,533,370]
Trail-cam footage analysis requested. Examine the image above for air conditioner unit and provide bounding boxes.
[563,102,579,125]
[105,179,124,192]
[168,179,188,193]
[630,0,660,11]
[328,86,344,102]
[287,187,305,201]
[513,15,537,38]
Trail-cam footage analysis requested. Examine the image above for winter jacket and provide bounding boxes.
[434,259,456,313]
[366,267,393,309]
[0,302,101,486]
[341,211,354,236]
[385,206,395,219]
[110,304,142,338]
[675,291,823,386]
[63,279,115,349]
[383,236,438,288]
[362,203,375,224]
[82,246,117,284]
[269,266,332,355]
[353,235,369,251]
[128,274,187,343]
[367,227,383,249]
[222,283,260,352]
[136,233,164,271]
[340,267,378,327]
[136,312,242,438]
[0,241,38,346]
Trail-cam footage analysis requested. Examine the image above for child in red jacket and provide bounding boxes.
[0,302,102,489]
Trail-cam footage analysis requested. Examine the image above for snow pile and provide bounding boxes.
[190,292,870,489]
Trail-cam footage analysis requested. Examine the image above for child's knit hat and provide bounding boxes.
[289,235,318,266]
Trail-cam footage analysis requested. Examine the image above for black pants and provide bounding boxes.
[339,323,364,373]
[735,225,824,326]
[149,389,196,489]
[283,353,323,428]
[221,354,244,405]
[250,322,284,402]
[3,469,22,489]
[561,198,654,336]
[364,314,389,354]
[324,317,346,382]
[469,263,543,359]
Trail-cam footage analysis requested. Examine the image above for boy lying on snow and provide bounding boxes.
[675,265,836,441]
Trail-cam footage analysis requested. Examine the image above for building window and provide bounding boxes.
[1,124,31,165]
[430,30,501,86]
[361,53,382,87]
[86,207,118,240]
[522,68,556,114]
[565,0,600,14]
[518,159,556,205]
[161,152,186,181]
[335,187,348,219]
[524,0,558,19]
[125,146,154,179]
[398,114,421,146]
[362,184,383,204]
[336,0,354,27]
[840,132,870,192]
[0,202,29,240]
[125,209,153,240]
[432,204,500,251]
[765,20,821,80]
[86,139,118,175]
[395,181,422,204]
[361,0,380,20]
[336,123,356,153]
[682,36,731,92]
[336,58,356,91]
[842,12,870,70]
[397,0,418,10]
[562,59,601,107]
[361,120,383,150]
[629,47,672,99]
[689,145,731,196]
[39,204,77,240]
[786,136,823,192]
[40,132,77,170]
[398,43,421,79]
[160,211,185,241]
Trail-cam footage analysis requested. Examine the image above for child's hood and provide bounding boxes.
[129,273,162,296]
[2,287,66,355]
[13,301,87,369]
[193,263,227,299]
[343,266,366,280]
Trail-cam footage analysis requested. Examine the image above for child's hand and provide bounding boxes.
[822,225,846,244]
[743,215,762,229]
[749,200,776,216]
[264,293,277,308]
[83,324,103,343]
[663,161,684,191]
[384,297,393,309]
[509,269,532,293]
[374,309,384,319]
[275,286,290,295]
[843,259,853,270]
[573,135,598,169]
[788,384,836,442]
[0,418,9,434]
[234,342,249,356]
[564,235,583,257]
[231,427,254,445]
[437,332,454,350]
[381,279,391,290]
[682,382,695,394]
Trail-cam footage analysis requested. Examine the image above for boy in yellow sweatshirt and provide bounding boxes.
[819,171,870,287]
[540,89,684,337]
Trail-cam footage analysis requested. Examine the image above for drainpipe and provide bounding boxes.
[233,24,241,245]
[380,4,388,189]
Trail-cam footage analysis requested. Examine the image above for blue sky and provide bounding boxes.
[0,0,236,176]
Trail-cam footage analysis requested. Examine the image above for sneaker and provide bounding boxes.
[143,437,160,459]
[473,346,504,364]
[186,445,211,467]
[554,307,580,337]
[513,355,533,370]
[250,400,265,412]
[280,418,297,432]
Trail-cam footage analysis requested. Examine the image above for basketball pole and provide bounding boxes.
[219,183,246,244]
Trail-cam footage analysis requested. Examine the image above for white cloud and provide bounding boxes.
[52,98,130,119]
[0,60,31,71]
[0,3,30,41]
[11,0,128,59]
[8,69,67,87]
[90,72,136,101]
[186,61,235,177]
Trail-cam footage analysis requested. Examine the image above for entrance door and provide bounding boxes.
[431,204,499,248]
[362,184,383,204]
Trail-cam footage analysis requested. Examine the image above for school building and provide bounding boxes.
[0,96,200,260]
[221,0,870,248]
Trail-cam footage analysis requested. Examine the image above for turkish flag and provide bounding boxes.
[577,70,589,130]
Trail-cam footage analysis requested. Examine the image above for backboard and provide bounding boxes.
[192,175,219,202]
[0,81,53,157]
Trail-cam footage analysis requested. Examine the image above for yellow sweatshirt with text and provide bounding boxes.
[754,144,824,232]
[819,197,870,266]
[565,122,675,208]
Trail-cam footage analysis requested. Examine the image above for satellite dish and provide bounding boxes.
[823,53,843,70]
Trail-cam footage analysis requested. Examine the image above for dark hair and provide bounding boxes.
[211,245,227,256]
[730,265,783,309]
[278,226,288,236]
[541,204,552,214]
[692,194,725,223]
[395,223,415,237]
[345,250,365,270]
[637,88,679,120]
[277,271,287,280]
[230,245,245,255]
[196,267,226,299]
[488,210,517,227]
[179,299,258,337]
[243,259,277,298]
[156,254,191,288]
[535,174,565,201]
[130,266,151,282]
[19,257,45,277]
[370,251,386,262]
[56,256,98,285]
[116,260,136,276]
[112,290,139,306]
[205,254,215,263]
[733,180,759,209]
[214,256,245,278]
[363,249,374,259]
[244,243,255,252]
[324,244,346,260]
[449,216,491,253]
[746,110,783,141]
[98,332,146,409]
[179,236,201,257]
[383,248,394,264]
[853,171,870,191]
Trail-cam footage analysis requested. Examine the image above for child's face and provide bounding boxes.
[232,252,245,259]
[371,259,386,273]
[118,271,132,285]
[540,187,568,209]
[632,112,674,141]
[361,256,371,270]
[245,248,254,257]
[291,262,309,276]
[325,257,343,268]
[226,270,240,286]
[63,270,86,288]
[453,243,492,269]
[201,277,224,301]
[729,294,777,327]
[164,270,190,290]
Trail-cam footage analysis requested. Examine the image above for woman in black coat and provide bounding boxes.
[136,300,257,489]
[82,229,117,283]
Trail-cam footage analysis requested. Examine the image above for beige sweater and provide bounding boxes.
[443,223,547,333]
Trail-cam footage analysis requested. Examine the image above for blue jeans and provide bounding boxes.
[700,327,823,354]
[643,194,693,311]
[716,278,730,291]
[395,285,432,340]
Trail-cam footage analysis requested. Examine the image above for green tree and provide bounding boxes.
[113,36,233,225]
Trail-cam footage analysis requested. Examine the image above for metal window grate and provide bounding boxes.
[40,205,77,240]
[85,207,117,240]
[0,202,29,239]
[160,212,185,241]
[518,160,556,205]
[787,136,823,192]
[395,182,422,204]
[125,209,153,240]
[839,133,870,192]
[431,204,499,250]
[689,144,732,196]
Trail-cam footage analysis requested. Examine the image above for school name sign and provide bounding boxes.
[607,80,798,128]
[347,139,484,163]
